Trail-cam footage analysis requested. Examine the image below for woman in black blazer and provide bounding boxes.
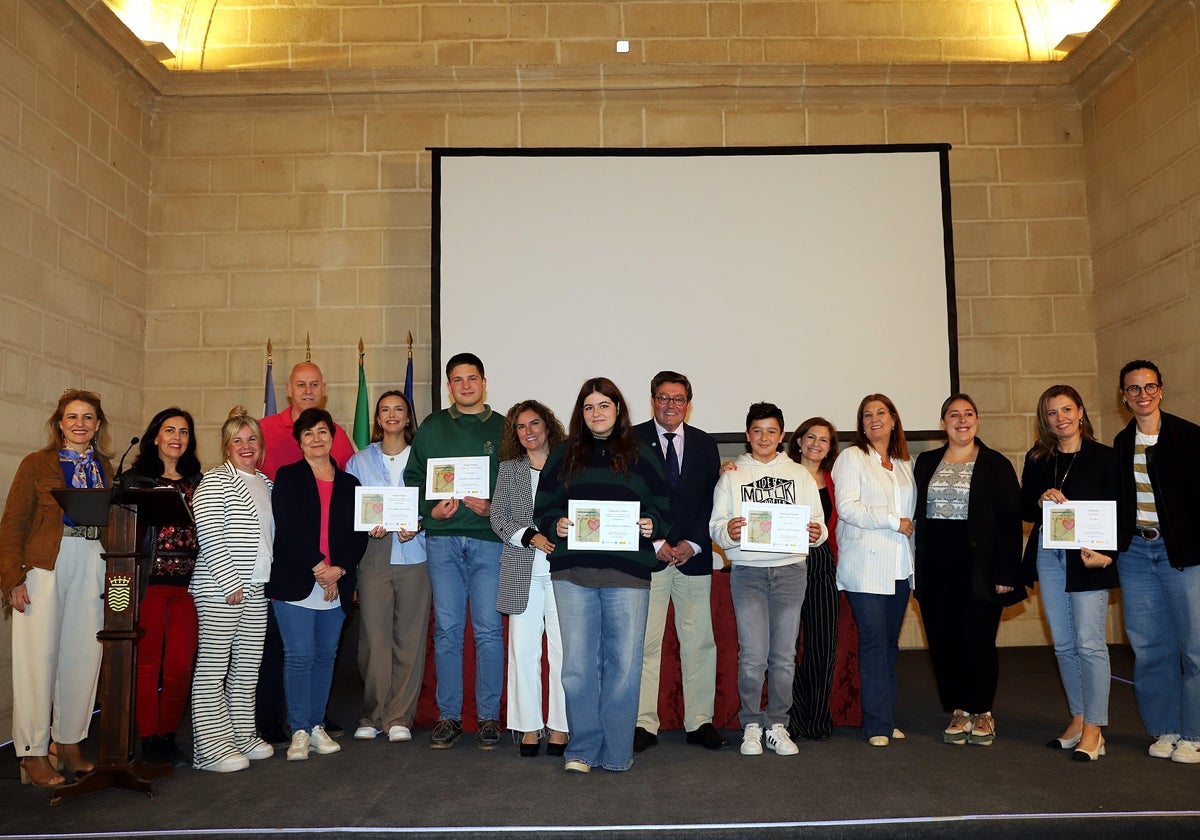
[491,400,568,756]
[267,408,367,763]
[1020,385,1119,761]
[913,394,1024,747]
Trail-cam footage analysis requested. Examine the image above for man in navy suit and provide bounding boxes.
[633,371,728,751]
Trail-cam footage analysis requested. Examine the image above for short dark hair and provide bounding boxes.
[292,408,334,443]
[1119,359,1162,391]
[787,417,839,473]
[650,370,692,402]
[445,352,485,379]
[745,402,784,431]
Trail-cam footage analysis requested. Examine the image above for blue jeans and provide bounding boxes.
[1037,546,1111,726]
[272,601,345,734]
[1118,536,1200,740]
[553,580,649,771]
[730,562,807,728]
[425,536,504,721]
[846,582,910,738]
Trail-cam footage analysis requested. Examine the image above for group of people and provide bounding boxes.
[3,356,1198,786]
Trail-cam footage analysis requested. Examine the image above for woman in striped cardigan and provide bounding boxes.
[189,408,277,773]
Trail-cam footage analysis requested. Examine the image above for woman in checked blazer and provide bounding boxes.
[189,408,277,773]
[492,400,569,756]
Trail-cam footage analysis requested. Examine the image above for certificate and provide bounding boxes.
[425,456,491,499]
[354,486,420,532]
[739,503,811,554]
[567,499,641,552]
[1041,501,1117,550]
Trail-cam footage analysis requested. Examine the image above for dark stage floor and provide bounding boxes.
[3,646,1199,839]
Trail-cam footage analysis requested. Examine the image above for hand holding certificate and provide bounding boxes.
[739,503,811,554]
[1041,500,1117,550]
[566,499,641,551]
[425,456,491,499]
[354,486,420,532]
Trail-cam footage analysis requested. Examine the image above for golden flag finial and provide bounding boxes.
[305,332,311,362]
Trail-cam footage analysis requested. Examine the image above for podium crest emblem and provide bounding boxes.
[107,574,132,612]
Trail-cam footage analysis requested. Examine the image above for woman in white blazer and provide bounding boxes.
[189,408,276,773]
[832,394,916,747]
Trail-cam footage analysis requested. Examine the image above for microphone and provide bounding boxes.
[113,436,140,493]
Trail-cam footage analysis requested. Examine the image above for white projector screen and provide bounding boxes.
[432,146,957,440]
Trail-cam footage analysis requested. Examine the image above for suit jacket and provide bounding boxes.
[913,439,1025,607]
[1113,411,1200,568]
[266,458,367,612]
[634,420,720,576]
[492,456,542,615]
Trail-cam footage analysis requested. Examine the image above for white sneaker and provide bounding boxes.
[1149,733,1180,759]
[766,724,799,756]
[244,741,274,761]
[202,753,249,773]
[1170,739,1200,764]
[740,723,763,756]
[310,725,341,755]
[354,725,381,740]
[286,730,310,761]
[387,725,413,742]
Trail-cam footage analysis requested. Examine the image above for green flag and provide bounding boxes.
[353,360,370,449]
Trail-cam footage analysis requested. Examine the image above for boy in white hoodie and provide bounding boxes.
[710,403,828,757]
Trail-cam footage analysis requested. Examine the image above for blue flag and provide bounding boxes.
[264,361,277,417]
[404,354,416,430]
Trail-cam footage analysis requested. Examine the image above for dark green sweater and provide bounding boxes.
[533,440,670,582]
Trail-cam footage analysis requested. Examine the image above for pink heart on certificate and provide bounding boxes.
[371,502,384,515]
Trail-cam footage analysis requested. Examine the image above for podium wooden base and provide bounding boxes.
[50,761,174,805]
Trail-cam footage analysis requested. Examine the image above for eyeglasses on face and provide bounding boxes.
[653,395,688,406]
[1123,383,1161,397]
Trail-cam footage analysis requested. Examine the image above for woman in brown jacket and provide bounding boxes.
[0,389,113,787]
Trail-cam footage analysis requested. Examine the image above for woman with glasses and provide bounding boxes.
[1020,385,1119,761]
[1113,360,1200,764]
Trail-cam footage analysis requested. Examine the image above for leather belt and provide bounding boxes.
[63,525,102,540]
[1134,526,1161,541]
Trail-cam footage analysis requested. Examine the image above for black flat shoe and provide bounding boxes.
[633,726,659,753]
[519,740,540,757]
[546,740,567,757]
[685,722,731,751]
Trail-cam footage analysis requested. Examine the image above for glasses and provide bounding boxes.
[1123,383,1161,397]
[653,395,688,406]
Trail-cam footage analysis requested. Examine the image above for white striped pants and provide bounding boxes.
[190,591,268,769]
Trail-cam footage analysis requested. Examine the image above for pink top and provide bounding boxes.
[317,477,333,565]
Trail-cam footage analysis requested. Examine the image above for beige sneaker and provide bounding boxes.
[968,711,995,746]
[944,710,973,745]
[286,730,310,761]
[310,725,341,755]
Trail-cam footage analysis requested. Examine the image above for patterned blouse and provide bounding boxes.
[925,460,975,521]
[149,475,200,585]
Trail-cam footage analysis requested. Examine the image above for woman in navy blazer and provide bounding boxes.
[912,394,1024,748]
[267,408,367,762]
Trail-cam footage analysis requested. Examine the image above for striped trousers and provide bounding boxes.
[788,541,838,739]
[190,590,268,769]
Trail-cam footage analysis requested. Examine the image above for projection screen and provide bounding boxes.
[432,146,957,439]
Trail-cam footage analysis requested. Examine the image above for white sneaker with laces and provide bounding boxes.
[202,753,249,773]
[1170,739,1200,764]
[286,731,310,761]
[388,725,413,742]
[766,724,799,756]
[740,723,763,756]
[1149,733,1180,759]
[310,725,341,755]
[354,726,382,740]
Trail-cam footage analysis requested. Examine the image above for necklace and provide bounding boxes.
[1053,450,1078,490]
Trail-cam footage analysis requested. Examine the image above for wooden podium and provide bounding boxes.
[48,487,191,804]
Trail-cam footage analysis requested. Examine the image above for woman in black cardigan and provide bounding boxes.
[1020,385,1119,761]
[267,408,367,763]
[913,394,1024,747]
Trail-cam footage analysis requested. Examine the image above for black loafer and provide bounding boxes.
[546,739,567,757]
[633,726,659,753]
[685,723,731,750]
[519,739,540,757]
